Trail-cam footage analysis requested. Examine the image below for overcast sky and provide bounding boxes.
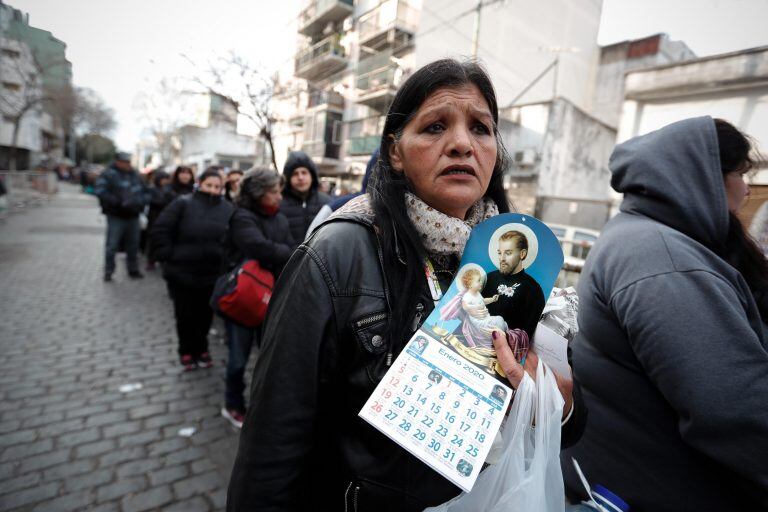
[8,0,768,151]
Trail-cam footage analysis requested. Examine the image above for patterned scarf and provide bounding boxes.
[405,192,498,257]
[333,193,499,258]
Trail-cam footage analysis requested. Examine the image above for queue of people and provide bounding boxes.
[92,57,768,511]
[93,152,327,429]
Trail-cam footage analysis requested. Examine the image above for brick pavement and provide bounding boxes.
[0,185,243,511]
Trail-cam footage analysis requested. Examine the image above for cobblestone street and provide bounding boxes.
[0,185,241,511]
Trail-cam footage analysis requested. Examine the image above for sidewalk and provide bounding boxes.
[0,185,241,511]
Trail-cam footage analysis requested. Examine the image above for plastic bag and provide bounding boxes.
[540,287,579,342]
[425,360,565,512]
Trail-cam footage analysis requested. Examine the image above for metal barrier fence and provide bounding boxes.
[0,170,58,214]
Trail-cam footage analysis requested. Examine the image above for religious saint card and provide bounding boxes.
[360,213,564,492]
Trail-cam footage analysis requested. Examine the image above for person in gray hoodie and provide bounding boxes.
[562,117,768,510]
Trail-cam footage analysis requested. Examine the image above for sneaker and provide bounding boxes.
[221,407,245,429]
[196,352,213,368]
[180,354,196,371]
[128,271,144,279]
[104,273,113,282]
[145,261,156,271]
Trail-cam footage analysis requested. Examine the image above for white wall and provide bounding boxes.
[618,89,768,146]
[416,0,603,112]
[537,99,614,200]
[179,123,257,164]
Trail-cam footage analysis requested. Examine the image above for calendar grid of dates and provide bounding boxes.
[360,331,512,492]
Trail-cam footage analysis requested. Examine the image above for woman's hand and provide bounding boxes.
[491,330,574,420]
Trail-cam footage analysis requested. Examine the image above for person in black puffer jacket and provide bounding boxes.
[220,168,297,429]
[151,168,235,371]
[280,151,330,242]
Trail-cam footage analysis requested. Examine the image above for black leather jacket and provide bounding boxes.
[227,211,586,512]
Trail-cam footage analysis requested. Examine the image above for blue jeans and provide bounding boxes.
[105,215,140,274]
[225,320,257,412]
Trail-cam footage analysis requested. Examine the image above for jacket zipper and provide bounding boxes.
[355,312,387,329]
[374,229,395,367]
[410,302,424,332]
[344,481,361,512]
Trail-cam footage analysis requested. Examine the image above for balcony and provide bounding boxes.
[299,0,354,36]
[358,0,417,53]
[295,34,348,81]
[356,52,407,112]
[347,115,385,155]
[302,140,341,160]
[295,35,348,81]
[307,89,345,111]
[302,110,343,161]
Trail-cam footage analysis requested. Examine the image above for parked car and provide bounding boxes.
[546,223,600,287]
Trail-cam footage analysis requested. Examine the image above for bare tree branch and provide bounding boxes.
[179,52,280,170]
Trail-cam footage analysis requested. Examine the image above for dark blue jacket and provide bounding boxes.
[94,164,148,218]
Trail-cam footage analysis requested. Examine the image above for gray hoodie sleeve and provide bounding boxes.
[612,269,768,498]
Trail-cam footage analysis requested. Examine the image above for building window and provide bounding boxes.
[2,82,21,92]
[238,161,253,170]
[219,159,233,168]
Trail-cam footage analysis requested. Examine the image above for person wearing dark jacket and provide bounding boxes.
[224,169,244,203]
[145,170,174,271]
[94,152,148,281]
[280,151,330,242]
[562,118,768,510]
[305,148,378,238]
[171,165,195,197]
[151,169,234,371]
[221,168,296,429]
[227,60,584,512]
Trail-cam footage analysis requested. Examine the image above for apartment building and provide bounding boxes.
[0,3,69,169]
[275,0,603,195]
[271,0,419,190]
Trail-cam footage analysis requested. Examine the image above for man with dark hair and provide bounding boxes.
[94,152,148,281]
[485,230,545,339]
[280,151,330,242]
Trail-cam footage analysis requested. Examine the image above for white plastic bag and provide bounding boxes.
[425,360,565,512]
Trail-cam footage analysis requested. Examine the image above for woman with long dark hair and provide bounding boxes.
[227,59,584,511]
[151,168,234,370]
[562,117,768,509]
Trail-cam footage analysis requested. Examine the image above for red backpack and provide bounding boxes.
[211,260,274,327]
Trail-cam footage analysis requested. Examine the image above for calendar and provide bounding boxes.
[360,213,564,492]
